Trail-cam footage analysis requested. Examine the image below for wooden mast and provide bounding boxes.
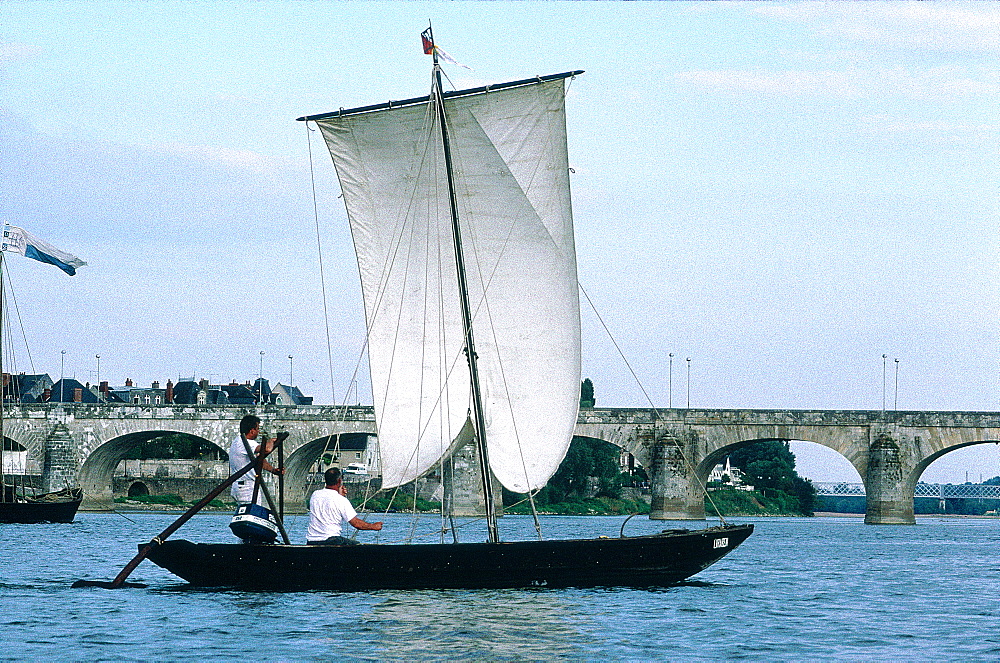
[428,24,499,544]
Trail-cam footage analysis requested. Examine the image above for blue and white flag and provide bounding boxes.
[1,225,87,276]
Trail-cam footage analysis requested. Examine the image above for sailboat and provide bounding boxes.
[142,31,752,590]
[0,226,85,524]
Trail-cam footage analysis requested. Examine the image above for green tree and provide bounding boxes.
[535,437,624,504]
[728,440,816,515]
[580,378,595,408]
[122,433,225,460]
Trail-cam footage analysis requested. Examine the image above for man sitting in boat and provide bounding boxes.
[306,467,382,545]
[229,414,283,507]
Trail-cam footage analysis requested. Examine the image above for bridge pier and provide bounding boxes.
[648,429,704,520]
[441,440,502,518]
[864,430,915,525]
[41,423,78,494]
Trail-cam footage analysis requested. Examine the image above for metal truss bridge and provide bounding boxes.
[814,482,1000,499]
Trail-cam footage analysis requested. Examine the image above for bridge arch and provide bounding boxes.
[1,435,29,471]
[127,481,150,498]
[284,433,374,507]
[912,438,1000,488]
[78,429,222,508]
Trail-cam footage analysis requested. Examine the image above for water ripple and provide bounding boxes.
[2,513,999,660]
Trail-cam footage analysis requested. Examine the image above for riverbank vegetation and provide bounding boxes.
[712,440,816,516]
[502,436,648,515]
[113,494,228,509]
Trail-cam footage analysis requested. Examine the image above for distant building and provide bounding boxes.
[109,378,168,405]
[220,382,256,405]
[49,378,101,403]
[169,377,312,406]
[1,372,53,403]
[33,374,314,407]
[270,383,313,406]
[707,457,754,492]
[252,378,271,405]
[172,380,230,405]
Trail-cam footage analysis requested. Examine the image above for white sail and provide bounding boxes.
[317,77,581,493]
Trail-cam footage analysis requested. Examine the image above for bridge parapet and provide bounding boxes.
[580,407,1000,428]
[3,403,375,421]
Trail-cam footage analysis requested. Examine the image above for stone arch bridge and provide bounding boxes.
[3,404,997,523]
[3,404,376,511]
[577,407,1000,524]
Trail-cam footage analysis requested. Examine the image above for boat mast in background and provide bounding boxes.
[0,226,86,522]
[1,252,6,503]
[426,23,499,544]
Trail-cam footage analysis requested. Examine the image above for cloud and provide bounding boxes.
[0,40,41,67]
[673,65,999,102]
[674,69,858,98]
[757,2,1000,53]
[858,114,999,146]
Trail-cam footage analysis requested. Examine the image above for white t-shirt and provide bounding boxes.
[229,435,262,504]
[306,488,358,541]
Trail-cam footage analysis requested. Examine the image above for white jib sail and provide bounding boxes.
[317,77,581,493]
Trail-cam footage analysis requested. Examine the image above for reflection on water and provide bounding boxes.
[361,590,603,659]
[3,512,1000,660]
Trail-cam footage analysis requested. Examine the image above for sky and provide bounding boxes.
[1,2,998,483]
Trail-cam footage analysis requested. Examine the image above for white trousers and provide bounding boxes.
[231,477,268,507]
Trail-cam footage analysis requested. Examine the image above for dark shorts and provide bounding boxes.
[307,536,360,546]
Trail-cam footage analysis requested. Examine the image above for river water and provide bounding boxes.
[2,512,998,661]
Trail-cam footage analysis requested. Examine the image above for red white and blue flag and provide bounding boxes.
[421,28,471,69]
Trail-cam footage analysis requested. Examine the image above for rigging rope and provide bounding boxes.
[1,259,35,375]
[306,121,338,407]
[577,282,729,526]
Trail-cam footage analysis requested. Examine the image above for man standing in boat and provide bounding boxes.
[229,414,283,507]
[306,467,382,545]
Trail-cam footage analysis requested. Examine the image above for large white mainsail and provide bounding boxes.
[316,75,581,493]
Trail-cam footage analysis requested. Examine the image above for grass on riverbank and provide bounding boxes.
[114,494,229,510]
[112,488,812,517]
[505,496,651,516]
[707,487,813,517]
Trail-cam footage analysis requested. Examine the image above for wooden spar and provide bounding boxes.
[277,432,285,523]
[295,71,583,122]
[428,24,499,544]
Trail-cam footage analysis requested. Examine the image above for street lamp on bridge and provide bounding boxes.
[288,355,293,385]
[882,353,887,413]
[686,357,691,409]
[60,350,66,402]
[95,354,101,402]
[668,353,674,409]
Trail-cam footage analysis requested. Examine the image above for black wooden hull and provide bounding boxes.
[145,523,753,590]
[0,490,83,524]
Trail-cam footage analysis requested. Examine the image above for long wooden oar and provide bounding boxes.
[277,433,285,523]
[72,453,263,589]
